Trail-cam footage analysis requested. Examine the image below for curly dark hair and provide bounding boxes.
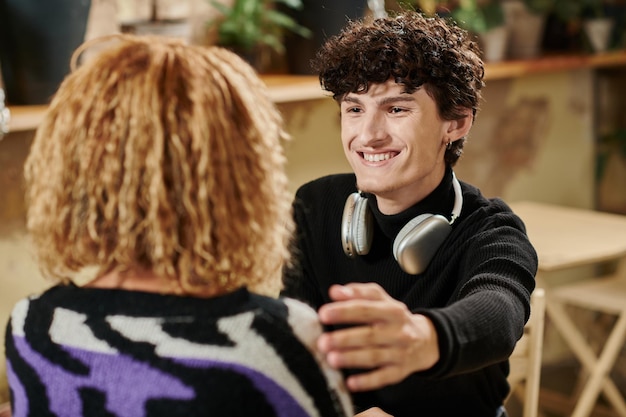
[312,11,485,166]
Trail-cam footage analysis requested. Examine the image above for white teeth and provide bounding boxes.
[363,152,392,162]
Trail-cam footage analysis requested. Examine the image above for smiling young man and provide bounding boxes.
[281,11,538,417]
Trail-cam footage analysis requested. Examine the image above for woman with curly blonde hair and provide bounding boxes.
[5,35,352,417]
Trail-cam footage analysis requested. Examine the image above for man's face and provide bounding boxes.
[340,79,453,214]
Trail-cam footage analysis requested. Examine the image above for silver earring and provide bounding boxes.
[446,140,452,150]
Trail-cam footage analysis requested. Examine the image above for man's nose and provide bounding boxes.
[359,112,387,143]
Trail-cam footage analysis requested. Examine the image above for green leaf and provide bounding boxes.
[274,0,305,10]
[207,0,311,54]
[452,5,487,34]
[482,2,504,31]
[265,9,312,37]
[522,0,553,15]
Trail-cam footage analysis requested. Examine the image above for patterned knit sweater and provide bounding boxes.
[282,168,538,417]
[5,285,353,417]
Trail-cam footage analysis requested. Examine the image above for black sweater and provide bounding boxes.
[282,169,538,417]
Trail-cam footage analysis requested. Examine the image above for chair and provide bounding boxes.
[506,288,546,417]
[546,258,626,417]
[508,201,626,417]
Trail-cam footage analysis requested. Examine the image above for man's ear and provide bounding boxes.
[446,109,473,141]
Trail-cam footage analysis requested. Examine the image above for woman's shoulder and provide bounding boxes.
[7,284,65,324]
[249,294,321,335]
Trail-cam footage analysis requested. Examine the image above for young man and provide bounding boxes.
[282,11,538,417]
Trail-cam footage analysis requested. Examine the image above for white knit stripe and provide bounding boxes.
[49,308,118,354]
[106,311,322,417]
[284,298,354,416]
[9,298,30,337]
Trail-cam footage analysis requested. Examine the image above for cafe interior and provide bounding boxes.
[1,0,626,416]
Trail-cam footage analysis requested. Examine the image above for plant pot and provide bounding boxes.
[583,18,615,53]
[120,19,192,42]
[0,87,9,137]
[0,0,92,105]
[281,0,368,75]
[503,0,546,60]
[479,26,509,63]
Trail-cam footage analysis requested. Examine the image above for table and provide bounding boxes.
[510,201,626,272]
[510,201,626,417]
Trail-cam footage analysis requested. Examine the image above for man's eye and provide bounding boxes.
[346,107,362,113]
[390,107,404,114]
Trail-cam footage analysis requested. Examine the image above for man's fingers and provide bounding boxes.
[318,322,401,351]
[318,299,391,324]
[328,283,388,302]
[346,365,407,392]
[324,345,399,370]
[319,295,409,326]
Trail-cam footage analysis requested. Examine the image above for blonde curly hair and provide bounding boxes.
[24,34,293,297]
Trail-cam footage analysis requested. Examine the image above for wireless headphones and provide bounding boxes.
[341,172,463,275]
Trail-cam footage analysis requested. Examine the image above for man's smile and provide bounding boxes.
[361,152,398,162]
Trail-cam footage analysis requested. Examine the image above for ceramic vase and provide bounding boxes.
[479,26,509,63]
[583,18,615,53]
[503,0,546,60]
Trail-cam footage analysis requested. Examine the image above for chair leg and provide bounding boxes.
[547,302,626,417]
[569,325,626,417]
[570,313,626,417]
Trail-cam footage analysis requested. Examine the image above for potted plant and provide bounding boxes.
[120,0,192,41]
[448,0,506,34]
[413,1,508,62]
[0,86,9,137]
[503,0,552,59]
[448,0,508,62]
[531,0,619,54]
[580,0,616,52]
[207,0,312,71]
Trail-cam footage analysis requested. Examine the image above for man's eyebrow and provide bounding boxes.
[341,95,417,106]
[342,96,362,105]
[378,96,416,106]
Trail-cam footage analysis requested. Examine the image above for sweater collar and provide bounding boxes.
[367,167,457,239]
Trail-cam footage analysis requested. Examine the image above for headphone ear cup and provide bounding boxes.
[341,193,358,257]
[352,194,373,255]
[341,193,374,257]
[393,214,451,274]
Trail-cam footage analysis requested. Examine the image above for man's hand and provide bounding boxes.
[317,283,440,392]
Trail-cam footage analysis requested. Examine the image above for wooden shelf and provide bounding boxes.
[484,50,626,80]
[263,75,329,103]
[5,50,626,133]
[5,105,47,133]
[4,76,326,134]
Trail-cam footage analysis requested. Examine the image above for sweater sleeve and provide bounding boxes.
[417,207,538,378]
[281,190,328,310]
